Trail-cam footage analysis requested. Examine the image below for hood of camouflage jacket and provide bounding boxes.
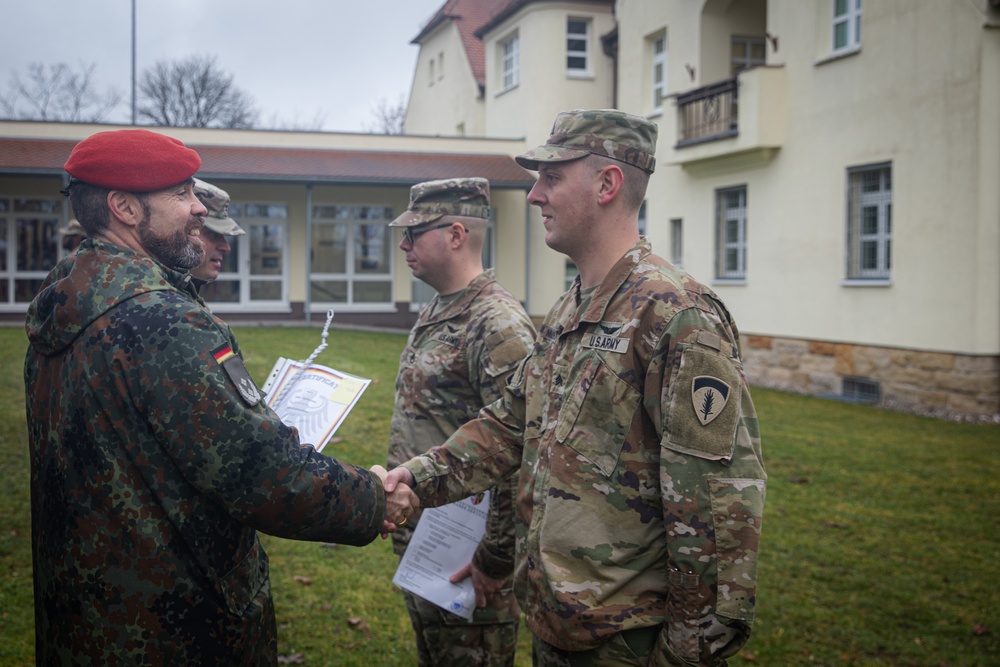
[25,238,197,357]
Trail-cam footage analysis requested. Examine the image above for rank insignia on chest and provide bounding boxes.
[692,375,731,425]
[213,344,262,406]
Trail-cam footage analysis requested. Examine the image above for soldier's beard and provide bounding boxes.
[138,216,205,270]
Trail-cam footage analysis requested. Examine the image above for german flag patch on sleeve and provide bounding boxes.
[212,343,262,406]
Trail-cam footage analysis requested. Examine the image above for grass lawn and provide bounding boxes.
[3,325,999,666]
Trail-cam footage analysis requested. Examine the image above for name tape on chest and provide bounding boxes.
[434,332,464,347]
[582,333,630,354]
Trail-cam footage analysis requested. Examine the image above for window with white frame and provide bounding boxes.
[567,18,590,75]
[832,0,862,53]
[429,58,435,86]
[670,218,683,267]
[234,202,289,305]
[846,163,891,281]
[731,35,766,77]
[651,32,667,114]
[310,205,393,308]
[715,186,748,280]
[501,32,520,91]
[0,196,63,307]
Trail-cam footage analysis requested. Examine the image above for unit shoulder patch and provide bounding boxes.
[664,343,741,461]
[213,343,262,406]
[692,375,731,425]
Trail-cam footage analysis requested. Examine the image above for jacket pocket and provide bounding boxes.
[555,354,641,477]
[219,538,270,616]
[709,476,765,622]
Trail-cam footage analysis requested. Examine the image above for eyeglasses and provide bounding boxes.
[401,222,463,246]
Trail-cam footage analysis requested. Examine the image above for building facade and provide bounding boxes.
[2,0,998,418]
[0,122,534,328]
[403,0,1000,419]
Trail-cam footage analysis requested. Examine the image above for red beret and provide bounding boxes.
[64,129,201,192]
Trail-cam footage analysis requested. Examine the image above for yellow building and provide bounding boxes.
[2,0,998,418]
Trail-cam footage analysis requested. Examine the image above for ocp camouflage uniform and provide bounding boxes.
[389,269,535,667]
[25,238,386,666]
[403,238,766,666]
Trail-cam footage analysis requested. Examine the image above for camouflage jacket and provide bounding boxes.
[24,239,386,666]
[388,270,534,620]
[403,239,766,665]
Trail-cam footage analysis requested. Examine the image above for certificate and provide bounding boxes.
[392,491,491,620]
[261,357,370,452]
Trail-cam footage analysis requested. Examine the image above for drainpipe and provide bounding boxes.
[524,195,532,316]
[305,183,313,325]
[602,24,619,109]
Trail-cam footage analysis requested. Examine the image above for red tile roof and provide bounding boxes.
[474,0,614,38]
[412,0,514,89]
[0,137,535,188]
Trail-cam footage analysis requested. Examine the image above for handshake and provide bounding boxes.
[369,465,419,538]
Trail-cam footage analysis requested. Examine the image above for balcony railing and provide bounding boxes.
[675,79,738,147]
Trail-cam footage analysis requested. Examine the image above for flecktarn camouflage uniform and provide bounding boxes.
[404,238,766,666]
[389,269,535,667]
[24,238,386,666]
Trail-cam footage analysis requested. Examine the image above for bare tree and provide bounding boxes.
[262,109,328,131]
[362,95,407,135]
[138,55,258,129]
[0,62,123,122]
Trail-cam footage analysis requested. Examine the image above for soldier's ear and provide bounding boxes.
[107,191,144,228]
[595,164,624,206]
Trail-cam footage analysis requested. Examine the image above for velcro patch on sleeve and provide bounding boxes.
[213,343,262,406]
[485,329,530,376]
[664,343,740,461]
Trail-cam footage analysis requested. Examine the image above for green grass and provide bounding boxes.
[4,326,999,665]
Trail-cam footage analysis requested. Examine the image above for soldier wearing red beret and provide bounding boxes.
[24,129,418,665]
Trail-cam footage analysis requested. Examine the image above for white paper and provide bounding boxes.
[261,357,370,452]
[392,491,491,621]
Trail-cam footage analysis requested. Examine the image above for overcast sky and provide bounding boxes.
[0,0,445,132]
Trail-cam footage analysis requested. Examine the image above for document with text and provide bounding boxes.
[392,491,491,621]
[261,357,370,453]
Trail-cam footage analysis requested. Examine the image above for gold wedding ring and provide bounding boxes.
[399,516,408,526]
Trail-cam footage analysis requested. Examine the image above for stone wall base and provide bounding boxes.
[742,335,1000,422]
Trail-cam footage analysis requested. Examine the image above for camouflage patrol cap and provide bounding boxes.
[389,177,491,227]
[193,178,245,236]
[515,109,657,174]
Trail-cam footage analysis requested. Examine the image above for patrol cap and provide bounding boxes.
[64,129,202,192]
[57,219,85,236]
[193,178,245,236]
[515,109,657,174]
[389,177,491,228]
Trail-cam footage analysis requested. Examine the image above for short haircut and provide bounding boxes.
[68,182,150,235]
[588,154,650,212]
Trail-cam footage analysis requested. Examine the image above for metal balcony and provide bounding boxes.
[675,79,739,147]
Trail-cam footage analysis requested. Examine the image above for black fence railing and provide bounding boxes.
[676,78,739,147]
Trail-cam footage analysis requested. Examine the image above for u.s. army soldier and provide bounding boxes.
[386,110,766,666]
[387,177,535,666]
[190,177,245,286]
[24,128,417,665]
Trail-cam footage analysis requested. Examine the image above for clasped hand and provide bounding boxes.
[369,465,419,538]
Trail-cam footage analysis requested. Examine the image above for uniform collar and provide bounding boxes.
[563,238,652,333]
[415,269,498,328]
